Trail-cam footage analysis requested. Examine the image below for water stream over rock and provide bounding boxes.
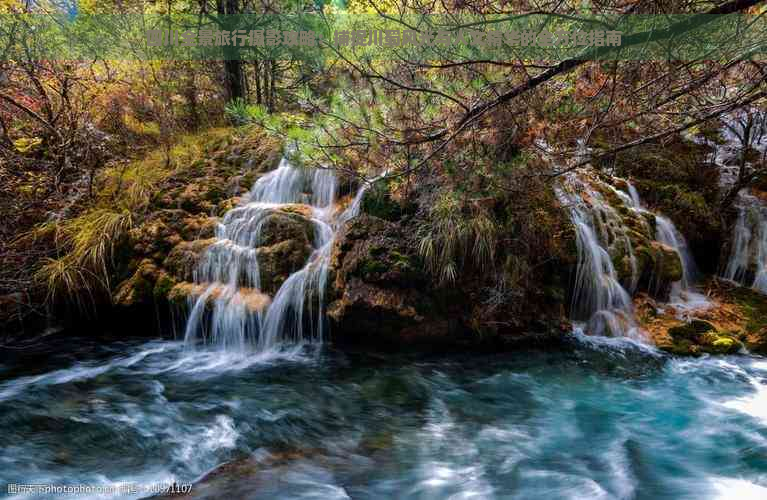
[723,193,767,294]
[557,171,708,340]
[557,172,644,340]
[184,158,371,356]
[710,109,767,294]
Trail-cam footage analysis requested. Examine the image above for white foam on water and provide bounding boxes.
[183,155,386,363]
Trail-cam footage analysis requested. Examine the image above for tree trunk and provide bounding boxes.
[268,60,277,112]
[254,60,262,105]
[218,0,245,101]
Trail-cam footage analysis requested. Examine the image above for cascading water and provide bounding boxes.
[556,172,644,340]
[610,178,708,310]
[709,109,767,293]
[722,193,767,293]
[655,214,711,314]
[183,157,373,354]
[558,172,711,339]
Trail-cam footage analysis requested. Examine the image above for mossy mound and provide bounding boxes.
[659,319,743,355]
[668,319,717,340]
[109,128,283,313]
[608,138,722,273]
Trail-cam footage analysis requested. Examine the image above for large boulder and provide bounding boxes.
[256,239,313,295]
[327,214,457,346]
[249,210,316,295]
[650,241,684,290]
[113,258,175,307]
[257,211,314,248]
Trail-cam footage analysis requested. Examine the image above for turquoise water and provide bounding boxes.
[1,335,766,499]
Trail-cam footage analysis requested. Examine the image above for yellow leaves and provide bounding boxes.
[345,0,400,15]
[13,137,42,153]
[124,114,161,137]
[0,0,20,13]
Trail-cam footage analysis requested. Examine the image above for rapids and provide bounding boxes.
[1,337,766,499]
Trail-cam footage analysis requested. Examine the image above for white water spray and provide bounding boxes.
[709,110,767,293]
[557,173,644,340]
[655,214,711,314]
[183,156,375,354]
[723,193,767,293]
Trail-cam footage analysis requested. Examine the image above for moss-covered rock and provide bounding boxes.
[257,211,314,248]
[661,319,742,355]
[651,241,684,284]
[163,238,217,282]
[153,273,177,301]
[113,259,160,307]
[668,319,717,341]
[327,214,448,345]
[704,334,740,354]
[256,239,313,295]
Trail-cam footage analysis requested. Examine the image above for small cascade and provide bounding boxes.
[655,215,711,314]
[558,172,712,339]
[183,157,373,354]
[556,172,644,340]
[723,193,767,293]
[708,109,767,294]
[609,179,708,310]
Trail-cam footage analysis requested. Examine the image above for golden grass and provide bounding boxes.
[418,190,497,285]
[32,208,135,307]
[28,126,275,306]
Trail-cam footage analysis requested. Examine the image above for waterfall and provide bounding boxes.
[611,175,708,310]
[655,214,711,314]
[556,172,644,340]
[183,157,373,354]
[707,109,767,294]
[723,193,767,293]
[558,172,712,338]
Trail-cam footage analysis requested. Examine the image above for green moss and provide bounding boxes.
[668,319,716,340]
[732,286,767,333]
[369,244,386,257]
[659,338,697,356]
[153,274,177,301]
[709,336,738,354]
[360,259,388,276]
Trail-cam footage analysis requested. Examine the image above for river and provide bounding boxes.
[1,335,766,499]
